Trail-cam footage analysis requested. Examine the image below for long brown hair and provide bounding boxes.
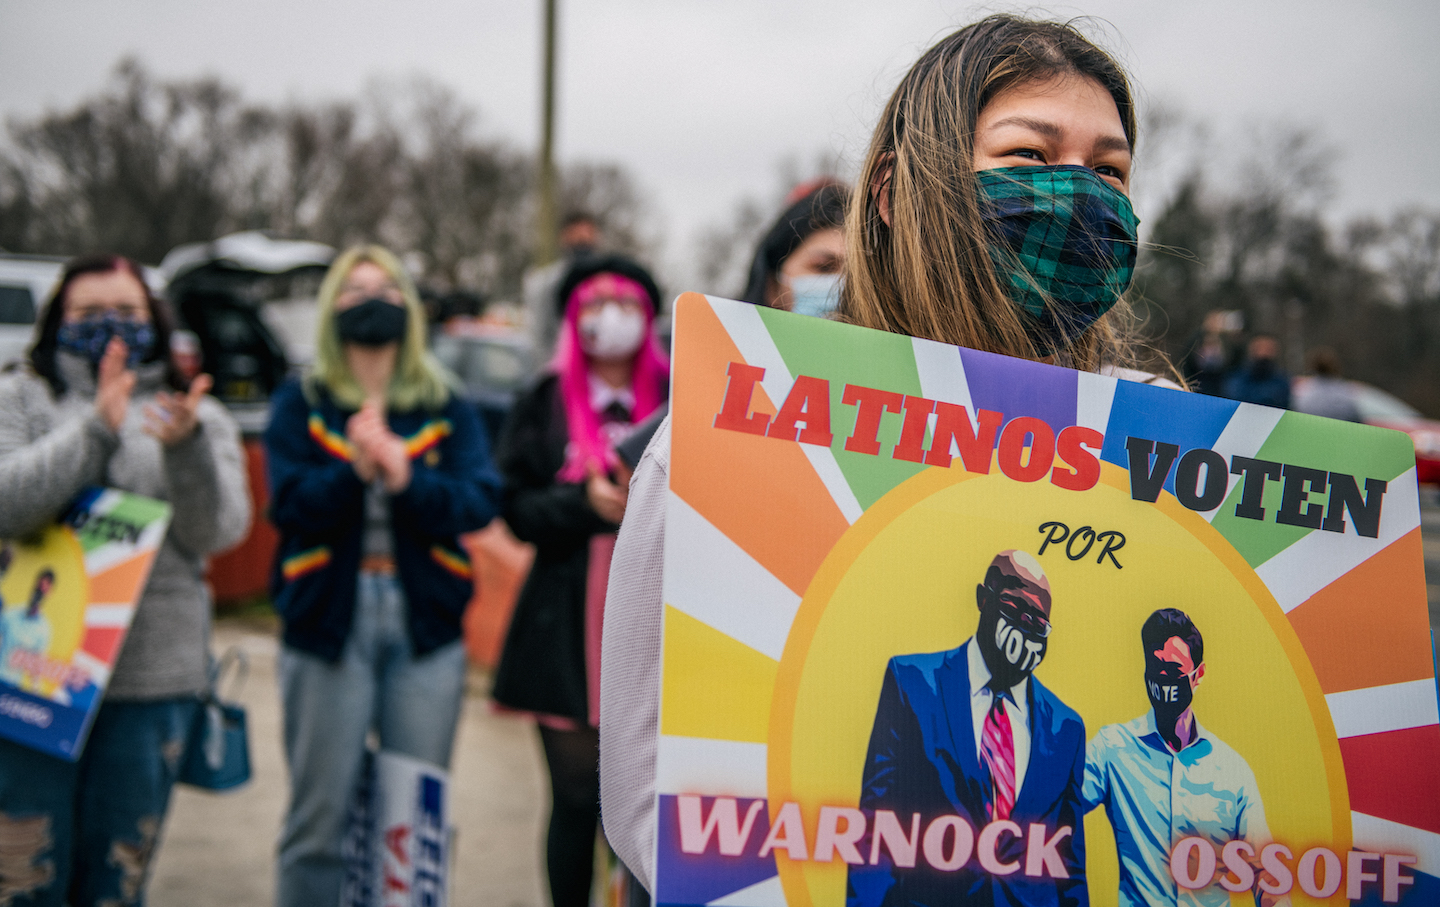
[841,15,1147,373]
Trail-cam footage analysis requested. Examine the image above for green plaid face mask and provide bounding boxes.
[976,165,1139,352]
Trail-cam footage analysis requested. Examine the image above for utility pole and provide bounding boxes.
[535,0,559,267]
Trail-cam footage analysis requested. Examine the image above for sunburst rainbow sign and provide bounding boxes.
[0,487,171,760]
[653,294,1439,907]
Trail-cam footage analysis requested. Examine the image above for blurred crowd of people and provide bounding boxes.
[0,165,851,906]
[1183,307,1364,420]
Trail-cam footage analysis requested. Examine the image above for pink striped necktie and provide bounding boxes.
[980,692,1016,821]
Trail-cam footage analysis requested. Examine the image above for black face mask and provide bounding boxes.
[336,297,408,347]
[977,605,1048,691]
[1145,662,1195,728]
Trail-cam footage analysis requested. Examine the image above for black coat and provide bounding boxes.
[491,375,616,722]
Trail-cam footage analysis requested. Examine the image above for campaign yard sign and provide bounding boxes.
[653,294,1439,907]
[0,487,170,760]
[341,749,452,907]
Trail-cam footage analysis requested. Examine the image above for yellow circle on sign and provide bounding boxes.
[768,462,1347,907]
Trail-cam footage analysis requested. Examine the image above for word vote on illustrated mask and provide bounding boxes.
[1145,659,1196,727]
[976,595,1049,690]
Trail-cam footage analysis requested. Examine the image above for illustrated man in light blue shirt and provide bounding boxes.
[1083,608,1282,907]
[0,569,55,690]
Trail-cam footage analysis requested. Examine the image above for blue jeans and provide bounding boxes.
[0,697,198,907]
[276,572,467,907]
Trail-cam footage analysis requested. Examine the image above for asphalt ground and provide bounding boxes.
[148,622,550,907]
[149,491,1440,907]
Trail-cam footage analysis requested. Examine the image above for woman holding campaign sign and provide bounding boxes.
[265,244,500,907]
[0,254,250,906]
[600,13,1179,903]
[613,182,853,471]
[491,254,669,907]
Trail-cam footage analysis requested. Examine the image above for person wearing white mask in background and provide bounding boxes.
[741,179,849,318]
[491,255,669,907]
[606,182,853,481]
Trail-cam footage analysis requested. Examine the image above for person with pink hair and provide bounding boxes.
[491,254,668,906]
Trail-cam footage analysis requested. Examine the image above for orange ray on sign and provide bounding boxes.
[670,294,849,597]
[86,552,153,606]
[1285,528,1433,694]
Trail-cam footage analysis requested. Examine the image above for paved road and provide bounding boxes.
[149,492,1440,906]
[149,622,549,907]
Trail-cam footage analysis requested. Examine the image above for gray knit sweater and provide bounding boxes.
[0,352,251,699]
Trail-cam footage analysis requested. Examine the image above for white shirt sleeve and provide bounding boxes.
[1081,729,1111,815]
[599,415,671,892]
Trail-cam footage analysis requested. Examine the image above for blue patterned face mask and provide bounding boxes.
[56,313,155,368]
[787,273,843,319]
[976,165,1139,352]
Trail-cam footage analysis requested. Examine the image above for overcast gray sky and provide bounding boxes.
[3,0,1437,288]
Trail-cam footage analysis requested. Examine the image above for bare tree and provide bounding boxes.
[687,151,850,300]
[557,162,653,259]
[1387,209,1440,310]
[0,61,651,308]
[0,59,272,262]
[1135,115,1440,414]
[1380,209,1440,410]
[387,81,531,293]
[694,196,771,300]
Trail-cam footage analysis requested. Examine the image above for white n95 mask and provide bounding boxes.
[579,303,648,359]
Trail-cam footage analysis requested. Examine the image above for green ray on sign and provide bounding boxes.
[1210,412,1415,567]
[756,309,928,510]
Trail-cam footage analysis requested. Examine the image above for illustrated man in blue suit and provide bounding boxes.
[849,550,1088,907]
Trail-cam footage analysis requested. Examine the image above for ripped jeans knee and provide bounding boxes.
[0,812,55,905]
[97,815,161,907]
[0,698,196,907]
